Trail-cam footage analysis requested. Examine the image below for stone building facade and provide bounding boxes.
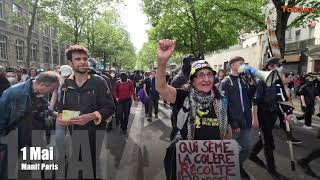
[0,0,67,69]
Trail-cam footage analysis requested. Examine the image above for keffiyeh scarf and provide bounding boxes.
[176,88,228,140]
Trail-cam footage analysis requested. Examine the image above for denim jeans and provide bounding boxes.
[232,128,252,167]
[55,122,66,156]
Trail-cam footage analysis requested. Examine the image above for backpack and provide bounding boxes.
[138,88,149,104]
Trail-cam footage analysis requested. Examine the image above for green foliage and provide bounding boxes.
[88,11,136,70]
[142,0,267,58]
[136,41,157,70]
[283,0,320,28]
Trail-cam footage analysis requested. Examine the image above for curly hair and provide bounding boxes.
[65,45,88,61]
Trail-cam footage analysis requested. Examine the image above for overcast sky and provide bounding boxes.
[118,0,150,52]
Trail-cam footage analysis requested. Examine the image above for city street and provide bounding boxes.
[102,101,320,180]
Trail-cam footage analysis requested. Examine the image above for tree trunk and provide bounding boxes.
[26,0,39,69]
[189,1,204,59]
[275,10,290,59]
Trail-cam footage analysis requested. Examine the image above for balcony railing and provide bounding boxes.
[286,38,315,51]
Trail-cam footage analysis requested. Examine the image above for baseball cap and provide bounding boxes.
[60,65,73,77]
[190,60,214,80]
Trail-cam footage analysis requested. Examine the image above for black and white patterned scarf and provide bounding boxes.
[176,88,228,140]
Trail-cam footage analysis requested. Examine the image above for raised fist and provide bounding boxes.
[157,39,176,65]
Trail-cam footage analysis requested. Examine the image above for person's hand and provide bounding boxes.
[252,118,259,129]
[233,128,240,133]
[116,98,119,102]
[157,39,176,66]
[106,116,112,123]
[284,114,293,123]
[70,113,95,126]
[56,113,72,126]
[52,111,59,118]
[224,126,233,139]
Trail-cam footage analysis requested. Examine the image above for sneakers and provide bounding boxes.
[298,159,318,177]
[155,114,158,119]
[147,118,152,122]
[296,116,304,120]
[287,137,302,144]
[303,125,313,130]
[268,170,289,180]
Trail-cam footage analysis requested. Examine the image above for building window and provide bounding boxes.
[16,39,24,61]
[12,4,22,16]
[30,44,37,62]
[51,28,58,39]
[295,30,301,41]
[53,49,58,64]
[288,28,292,39]
[44,47,50,63]
[0,0,4,19]
[0,35,8,59]
[43,27,50,37]
[309,27,315,39]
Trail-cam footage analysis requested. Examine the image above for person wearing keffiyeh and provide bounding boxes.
[155,39,232,180]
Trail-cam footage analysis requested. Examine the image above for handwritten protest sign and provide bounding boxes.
[176,140,240,180]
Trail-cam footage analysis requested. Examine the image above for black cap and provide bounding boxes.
[88,58,97,68]
[182,54,197,65]
[266,57,286,66]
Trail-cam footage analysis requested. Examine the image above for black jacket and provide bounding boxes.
[170,70,189,88]
[253,78,293,114]
[221,75,255,129]
[57,73,115,129]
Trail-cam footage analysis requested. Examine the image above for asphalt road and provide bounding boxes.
[102,101,320,180]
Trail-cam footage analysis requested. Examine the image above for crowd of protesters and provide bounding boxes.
[0,40,320,180]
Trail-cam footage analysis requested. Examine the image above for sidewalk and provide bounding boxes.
[292,97,320,127]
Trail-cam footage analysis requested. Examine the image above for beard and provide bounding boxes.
[74,67,88,74]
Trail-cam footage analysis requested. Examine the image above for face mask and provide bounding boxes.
[7,77,17,85]
[120,73,127,82]
[110,73,115,78]
[276,66,283,73]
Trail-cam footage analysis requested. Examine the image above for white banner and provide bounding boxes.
[176,140,240,180]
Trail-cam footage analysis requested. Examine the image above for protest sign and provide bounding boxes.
[176,140,240,180]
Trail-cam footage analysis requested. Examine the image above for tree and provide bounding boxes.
[270,0,320,58]
[10,0,58,68]
[54,0,110,44]
[136,41,157,70]
[88,11,136,70]
[142,0,266,58]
